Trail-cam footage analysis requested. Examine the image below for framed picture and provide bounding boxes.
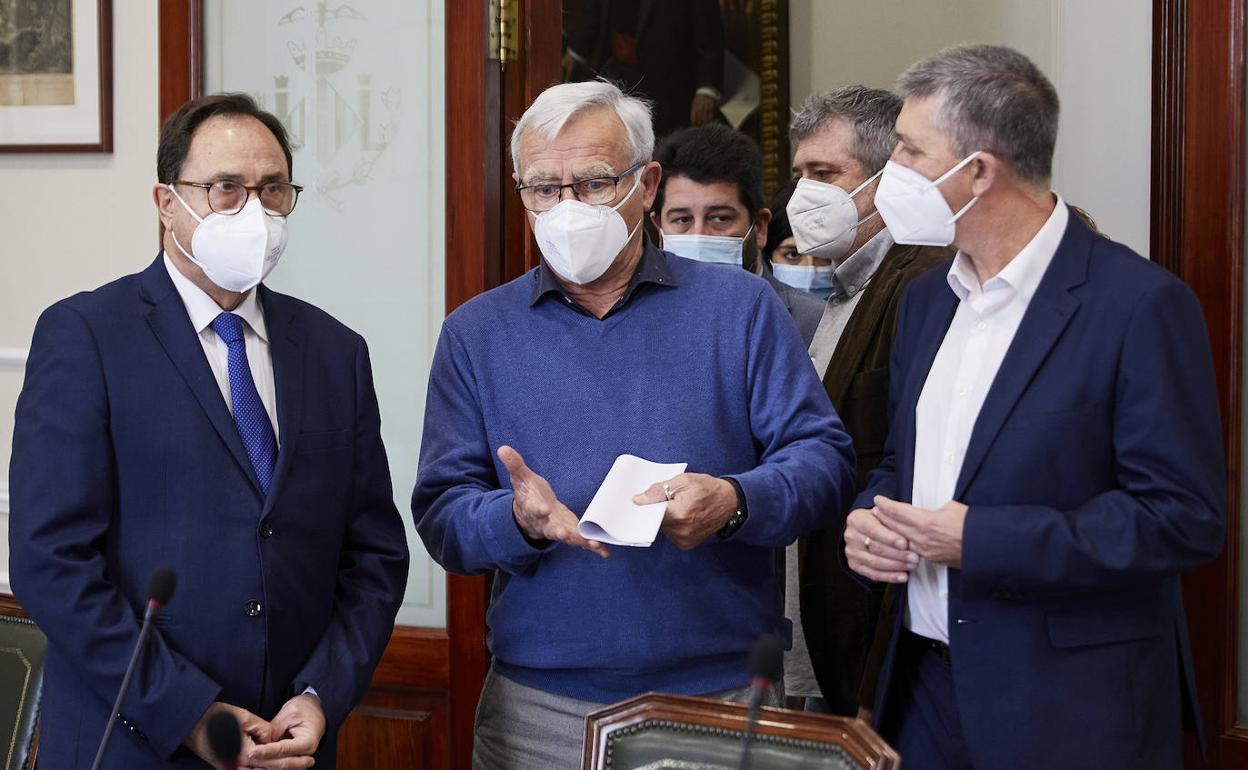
[0,0,112,152]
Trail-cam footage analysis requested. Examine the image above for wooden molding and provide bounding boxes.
[582,692,898,770]
[158,0,203,126]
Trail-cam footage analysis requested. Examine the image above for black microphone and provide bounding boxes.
[90,568,177,770]
[206,710,242,770]
[737,634,784,770]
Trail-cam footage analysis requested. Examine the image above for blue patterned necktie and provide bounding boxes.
[210,312,278,494]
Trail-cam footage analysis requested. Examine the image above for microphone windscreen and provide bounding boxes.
[146,568,177,607]
[205,710,242,763]
[748,634,784,681]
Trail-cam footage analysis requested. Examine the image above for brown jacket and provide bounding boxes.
[798,242,953,715]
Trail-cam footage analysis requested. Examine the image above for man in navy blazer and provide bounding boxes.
[8,94,409,769]
[840,46,1225,769]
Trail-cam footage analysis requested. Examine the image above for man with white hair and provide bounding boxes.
[414,80,855,768]
[841,45,1223,769]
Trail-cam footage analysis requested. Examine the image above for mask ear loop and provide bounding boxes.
[930,152,983,226]
[165,184,207,263]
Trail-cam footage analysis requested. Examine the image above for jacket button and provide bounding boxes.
[244,600,262,617]
[260,523,274,539]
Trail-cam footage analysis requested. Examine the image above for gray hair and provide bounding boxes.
[897,44,1059,183]
[789,85,902,174]
[510,80,654,173]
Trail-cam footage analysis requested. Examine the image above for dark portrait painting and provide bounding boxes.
[0,0,75,105]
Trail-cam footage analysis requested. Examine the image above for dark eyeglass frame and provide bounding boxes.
[174,179,305,217]
[514,161,645,212]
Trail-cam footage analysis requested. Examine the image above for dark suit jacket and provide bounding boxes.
[568,0,724,137]
[8,256,410,769]
[848,212,1224,769]
[764,273,825,348]
[797,242,950,715]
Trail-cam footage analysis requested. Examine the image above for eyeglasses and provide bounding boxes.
[174,179,304,217]
[515,161,644,212]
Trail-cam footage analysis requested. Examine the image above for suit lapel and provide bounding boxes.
[953,212,1090,498]
[260,287,305,516]
[141,258,264,498]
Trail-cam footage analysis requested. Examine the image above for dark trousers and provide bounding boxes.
[882,630,975,770]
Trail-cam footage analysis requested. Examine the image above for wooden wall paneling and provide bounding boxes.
[445,1,504,766]
[1152,0,1248,767]
[158,0,203,125]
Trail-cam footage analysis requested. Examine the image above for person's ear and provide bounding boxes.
[755,208,771,249]
[153,184,177,230]
[968,152,1000,199]
[639,161,663,210]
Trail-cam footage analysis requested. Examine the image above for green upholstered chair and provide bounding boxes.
[0,613,45,770]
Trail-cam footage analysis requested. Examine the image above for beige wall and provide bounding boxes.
[0,1,160,587]
[790,0,1153,257]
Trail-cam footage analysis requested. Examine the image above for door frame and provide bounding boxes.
[1152,0,1248,766]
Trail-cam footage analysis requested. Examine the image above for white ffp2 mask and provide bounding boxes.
[168,185,288,293]
[874,153,980,247]
[786,172,881,263]
[532,174,642,285]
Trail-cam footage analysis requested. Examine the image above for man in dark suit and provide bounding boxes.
[563,0,725,137]
[841,45,1224,769]
[649,123,825,347]
[8,93,410,770]
[786,86,952,715]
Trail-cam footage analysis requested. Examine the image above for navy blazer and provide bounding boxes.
[8,256,410,769]
[851,211,1225,770]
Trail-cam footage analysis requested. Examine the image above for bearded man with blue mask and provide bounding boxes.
[413,80,855,770]
[9,93,410,769]
[649,122,825,348]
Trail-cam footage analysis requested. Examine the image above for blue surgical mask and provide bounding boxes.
[772,262,835,300]
[661,224,755,267]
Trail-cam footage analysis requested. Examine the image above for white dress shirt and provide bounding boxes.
[907,196,1068,643]
[163,253,280,444]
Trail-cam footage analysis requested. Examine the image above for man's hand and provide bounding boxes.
[184,702,272,770]
[634,473,737,550]
[844,506,918,584]
[873,496,968,567]
[498,445,610,558]
[245,693,324,769]
[690,92,717,125]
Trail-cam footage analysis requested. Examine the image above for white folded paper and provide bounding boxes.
[577,454,688,547]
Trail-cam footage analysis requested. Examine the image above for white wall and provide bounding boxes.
[0,0,161,593]
[790,0,1153,257]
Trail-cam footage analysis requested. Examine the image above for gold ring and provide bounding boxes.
[663,483,673,501]
[863,536,872,551]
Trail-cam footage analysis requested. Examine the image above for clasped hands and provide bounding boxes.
[844,496,968,583]
[186,694,324,770]
[499,446,737,555]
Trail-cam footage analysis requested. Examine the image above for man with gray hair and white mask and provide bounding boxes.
[413,80,856,768]
[783,85,953,718]
[841,45,1223,769]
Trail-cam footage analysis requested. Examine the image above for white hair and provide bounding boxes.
[510,80,654,173]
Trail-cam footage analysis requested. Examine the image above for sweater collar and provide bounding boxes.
[530,238,679,314]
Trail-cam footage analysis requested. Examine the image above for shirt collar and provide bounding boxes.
[162,251,269,341]
[947,194,1069,305]
[529,237,679,311]
[831,226,894,298]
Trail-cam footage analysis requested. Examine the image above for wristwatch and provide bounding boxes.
[717,477,749,539]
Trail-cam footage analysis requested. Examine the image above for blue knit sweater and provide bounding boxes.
[413,245,855,703]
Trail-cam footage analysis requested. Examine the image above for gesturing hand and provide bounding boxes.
[634,473,737,550]
[498,445,610,558]
[873,496,968,568]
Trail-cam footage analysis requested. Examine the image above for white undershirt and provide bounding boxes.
[907,196,1068,643]
[163,253,280,444]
